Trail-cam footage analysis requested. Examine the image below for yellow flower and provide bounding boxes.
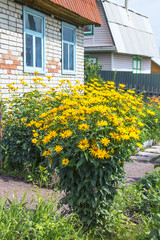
[138,122,144,127]
[155,118,158,123]
[54,145,63,153]
[48,131,57,138]
[33,132,38,138]
[136,142,143,149]
[101,137,110,147]
[78,139,89,150]
[35,109,38,112]
[35,122,43,128]
[21,118,27,122]
[119,84,126,88]
[47,76,52,81]
[111,148,114,154]
[42,149,51,156]
[60,130,73,139]
[96,148,110,159]
[147,110,155,116]
[156,170,159,174]
[118,160,121,164]
[32,139,37,144]
[42,135,52,144]
[62,158,69,165]
[34,71,39,75]
[78,124,89,131]
[97,120,108,127]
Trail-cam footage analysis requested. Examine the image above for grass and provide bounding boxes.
[0,170,160,239]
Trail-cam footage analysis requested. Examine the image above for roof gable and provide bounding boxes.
[102,0,159,57]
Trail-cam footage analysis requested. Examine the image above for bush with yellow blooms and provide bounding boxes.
[1,75,158,227]
[26,79,145,226]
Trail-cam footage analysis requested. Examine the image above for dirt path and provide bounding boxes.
[0,143,160,205]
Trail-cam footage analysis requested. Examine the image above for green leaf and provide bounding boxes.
[154,164,160,169]
[76,158,84,169]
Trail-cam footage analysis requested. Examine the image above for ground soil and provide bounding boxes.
[0,160,158,207]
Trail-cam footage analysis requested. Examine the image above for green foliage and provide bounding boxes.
[0,124,41,171]
[103,170,160,239]
[140,96,160,144]
[0,193,85,240]
[1,170,160,239]
[0,87,56,177]
[84,59,103,84]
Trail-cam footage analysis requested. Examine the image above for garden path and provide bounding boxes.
[0,143,160,206]
[125,142,160,184]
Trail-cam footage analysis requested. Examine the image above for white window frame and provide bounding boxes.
[23,6,45,74]
[133,57,141,73]
[62,22,76,75]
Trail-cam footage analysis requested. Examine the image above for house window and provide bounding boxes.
[85,55,97,64]
[23,6,45,74]
[133,57,141,73]
[84,25,94,35]
[62,22,76,75]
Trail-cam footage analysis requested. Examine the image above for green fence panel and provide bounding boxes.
[99,71,160,100]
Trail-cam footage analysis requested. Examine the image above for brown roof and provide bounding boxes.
[19,0,102,26]
[49,0,103,25]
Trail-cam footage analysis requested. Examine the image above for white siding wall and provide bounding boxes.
[141,58,151,73]
[113,53,151,73]
[84,0,114,47]
[113,54,133,72]
[88,53,112,71]
[0,0,84,98]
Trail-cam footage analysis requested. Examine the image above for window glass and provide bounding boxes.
[26,34,33,67]
[137,60,141,69]
[84,25,92,33]
[36,37,42,68]
[133,60,137,69]
[69,45,74,70]
[63,27,74,42]
[25,13,42,33]
[63,43,68,70]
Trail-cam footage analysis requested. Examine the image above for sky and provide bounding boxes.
[108,0,160,51]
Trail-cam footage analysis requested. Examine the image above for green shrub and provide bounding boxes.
[29,79,144,227]
[84,59,103,84]
[140,96,160,144]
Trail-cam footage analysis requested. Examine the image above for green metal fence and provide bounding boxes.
[99,71,160,100]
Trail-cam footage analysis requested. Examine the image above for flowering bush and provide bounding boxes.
[0,76,54,173]
[139,96,160,143]
[25,79,145,226]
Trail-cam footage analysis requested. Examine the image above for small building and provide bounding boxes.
[84,0,159,74]
[0,0,102,97]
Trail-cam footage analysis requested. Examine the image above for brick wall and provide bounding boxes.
[0,0,84,98]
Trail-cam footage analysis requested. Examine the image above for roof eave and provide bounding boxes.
[85,46,116,52]
[14,0,102,26]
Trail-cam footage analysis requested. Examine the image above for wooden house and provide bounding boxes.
[84,0,159,73]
